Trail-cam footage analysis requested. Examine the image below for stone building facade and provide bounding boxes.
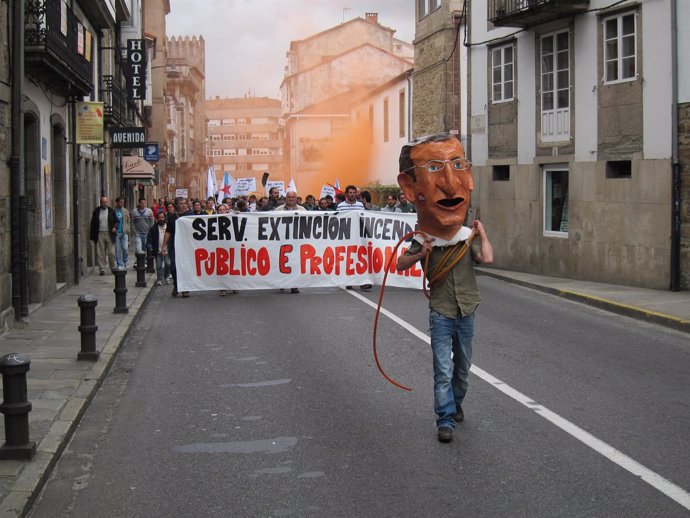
[281,14,413,196]
[412,0,465,138]
[462,0,688,290]
[166,36,206,200]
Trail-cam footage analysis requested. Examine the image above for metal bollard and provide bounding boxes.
[0,354,36,459]
[135,252,147,287]
[112,267,129,314]
[146,251,155,273]
[77,295,99,361]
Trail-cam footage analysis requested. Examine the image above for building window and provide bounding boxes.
[237,133,247,140]
[223,149,235,156]
[222,119,235,126]
[222,134,234,141]
[604,12,637,84]
[541,30,570,142]
[606,160,632,179]
[238,163,247,171]
[493,165,510,181]
[237,118,247,125]
[208,119,220,127]
[491,44,514,103]
[544,166,569,235]
[399,89,406,138]
[383,97,389,143]
[212,149,221,157]
[419,0,440,19]
[211,135,221,141]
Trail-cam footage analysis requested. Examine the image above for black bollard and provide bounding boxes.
[0,354,36,459]
[146,250,155,273]
[112,267,129,314]
[77,295,99,361]
[135,252,147,287]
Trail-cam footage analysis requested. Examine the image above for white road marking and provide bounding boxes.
[345,288,690,511]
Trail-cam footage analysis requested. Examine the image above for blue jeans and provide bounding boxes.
[155,254,171,283]
[115,232,129,267]
[134,233,148,254]
[429,310,475,429]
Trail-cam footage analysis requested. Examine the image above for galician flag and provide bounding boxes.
[206,165,217,200]
[217,172,237,204]
[334,178,341,190]
[287,178,297,194]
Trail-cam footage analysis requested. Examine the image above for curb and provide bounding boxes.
[477,269,690,334]
[0,274,157,517]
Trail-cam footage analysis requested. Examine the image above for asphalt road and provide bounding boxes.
[28,277,690,517]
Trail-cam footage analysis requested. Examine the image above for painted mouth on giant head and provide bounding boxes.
[436,197,464,208]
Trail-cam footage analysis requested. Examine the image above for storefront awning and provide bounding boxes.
[122,155,155,180]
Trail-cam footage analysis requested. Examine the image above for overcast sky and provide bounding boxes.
[166,0,415,100]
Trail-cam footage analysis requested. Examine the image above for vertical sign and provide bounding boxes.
[126,39,147,100]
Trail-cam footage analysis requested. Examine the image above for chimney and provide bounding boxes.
[365,12,378,24]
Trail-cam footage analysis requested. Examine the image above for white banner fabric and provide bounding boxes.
[174,211,424,292]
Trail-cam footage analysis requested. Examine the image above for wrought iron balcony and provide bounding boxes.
[25,0,94,97]
[101,75,132,127]
[489,0,590,28]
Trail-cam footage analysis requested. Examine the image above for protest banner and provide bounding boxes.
[266,180,285,196]
[235,177,257,196]
[174,211,424,291]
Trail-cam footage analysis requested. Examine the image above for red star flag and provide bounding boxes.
[216,172,237,204]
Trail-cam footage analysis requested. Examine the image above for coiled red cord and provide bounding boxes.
[372,229,476,391]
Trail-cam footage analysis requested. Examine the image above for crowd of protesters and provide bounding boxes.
[93,187,415,297]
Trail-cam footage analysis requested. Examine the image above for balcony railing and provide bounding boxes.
[489,0,589,28]
[101,75,131,127]
[25,0,94,96]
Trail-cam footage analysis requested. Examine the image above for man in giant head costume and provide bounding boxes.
[396,133,494,443]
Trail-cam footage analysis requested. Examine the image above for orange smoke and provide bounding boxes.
[298,119,375,198]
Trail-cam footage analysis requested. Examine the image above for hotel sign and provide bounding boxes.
[126,39,147,100]
[111,127,146,148]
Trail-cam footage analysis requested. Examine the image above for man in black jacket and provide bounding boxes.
[89,196,118,275]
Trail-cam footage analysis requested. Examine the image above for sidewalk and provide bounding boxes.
[0,267,688,517]
[0,267,156,517]
[478,267,690,333]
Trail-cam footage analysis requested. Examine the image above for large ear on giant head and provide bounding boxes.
[397,173,415,201]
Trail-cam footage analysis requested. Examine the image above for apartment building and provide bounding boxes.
[465,0,688,289]
[206,97,283,195]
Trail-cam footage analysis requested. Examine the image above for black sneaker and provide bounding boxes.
[172,287,178,297]
[454,406,464,422]
[437,427,453,443]
[290,288,299,294]
[360,284,372,290]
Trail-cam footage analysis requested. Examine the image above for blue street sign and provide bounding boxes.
[144,142,159,162]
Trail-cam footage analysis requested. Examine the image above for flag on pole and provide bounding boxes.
[327,183,343,196]
[217,172,237,204]
[206,165,216,200]
[334,178,341,190]
[287,178,297,194]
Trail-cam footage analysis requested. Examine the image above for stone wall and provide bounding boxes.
[477,157,673,289]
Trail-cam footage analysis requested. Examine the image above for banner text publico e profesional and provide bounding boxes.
[175,211,424,291]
